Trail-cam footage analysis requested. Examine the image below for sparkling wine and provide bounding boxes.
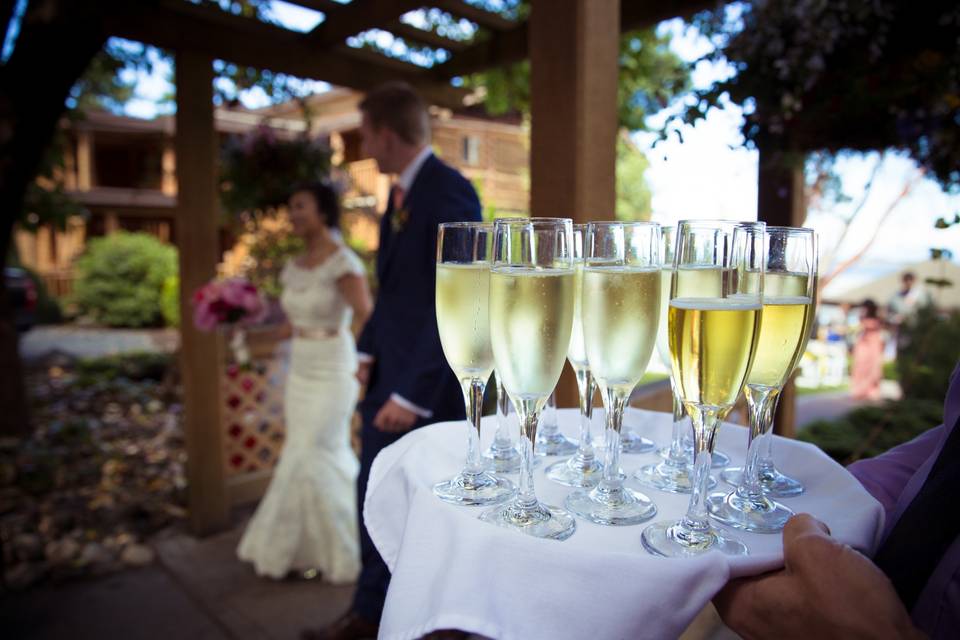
[435,262,494,381]
[582,266,660,394]
[567,262,588,371]
[747,296,813,389]
[489,267,575,400]
[669,297,762,408]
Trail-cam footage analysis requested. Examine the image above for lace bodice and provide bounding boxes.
[280,247,365,332]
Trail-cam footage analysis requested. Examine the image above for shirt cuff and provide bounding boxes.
[357,352,374,363]
[390,393,433,419]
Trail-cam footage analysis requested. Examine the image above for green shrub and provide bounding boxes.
[72,232,177,328]
[896,305,960,402]
[799,398,944,464]
[75,351,173,387]
[161,275,180,328]
[882,360,898,381]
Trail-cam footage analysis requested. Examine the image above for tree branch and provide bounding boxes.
[819,167,926,291]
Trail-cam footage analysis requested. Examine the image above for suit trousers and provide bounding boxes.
[352,417,404,623]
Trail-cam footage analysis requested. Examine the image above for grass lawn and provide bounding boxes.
[797,384,849,396]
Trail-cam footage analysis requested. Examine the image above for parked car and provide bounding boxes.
[4,267,37,332]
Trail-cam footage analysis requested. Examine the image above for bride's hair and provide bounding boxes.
[290,181,341,230]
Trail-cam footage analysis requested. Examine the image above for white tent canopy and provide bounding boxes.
[823,259,960,310]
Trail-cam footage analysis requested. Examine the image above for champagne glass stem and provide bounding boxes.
[540,393,559,437]
[599,388,628,492]
[574,368,596,464]
[665,379,687,466]
[516,401,540,510]
[758,409,778,475]
[738,386,778,500]
[677,404,722,543]
[493,373,513,451]
[462,378,486,477]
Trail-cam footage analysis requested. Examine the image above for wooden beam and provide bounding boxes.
[433,26,527,79]
[307,0,422,44]
[334,43,431,75]
[106,1,467,107]
[433,0,714,80]
[529,0,620,408]
[386,20,470,52]
[175,50,230,535]
[620,0,715,32]
[283,0,341,12]
[430,0,517,31]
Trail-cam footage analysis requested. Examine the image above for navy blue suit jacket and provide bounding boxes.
[357,154,481,427]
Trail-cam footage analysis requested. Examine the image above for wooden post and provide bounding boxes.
[103,211,119,235]
[161,140,177,196]
[175,51,229,535]
[757,142,806,438]
[529,0,620,407]
[76,130,93,191]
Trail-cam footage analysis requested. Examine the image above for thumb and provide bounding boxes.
[782,513,837,572]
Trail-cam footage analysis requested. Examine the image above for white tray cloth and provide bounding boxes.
[365,408,884,640]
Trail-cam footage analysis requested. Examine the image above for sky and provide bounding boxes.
[112,4,960,297]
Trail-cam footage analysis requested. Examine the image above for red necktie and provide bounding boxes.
[391,184,406,212]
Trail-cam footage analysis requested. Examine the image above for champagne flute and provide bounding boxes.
[720,238,817,497]
[479,218,577,540]
[565,222,660,525]
[546,224,603,487]
[484,370,522,473]
[642,220,764,556]
[433,223,516,506]
[636,224,720,493]
[536,391,578,455]
[711,228,817,529]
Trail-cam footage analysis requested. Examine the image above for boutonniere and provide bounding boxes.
[391,206,410,233]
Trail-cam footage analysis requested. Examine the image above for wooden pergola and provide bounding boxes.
[100,0,801,535]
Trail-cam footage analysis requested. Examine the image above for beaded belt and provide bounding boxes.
[294,327,340,339]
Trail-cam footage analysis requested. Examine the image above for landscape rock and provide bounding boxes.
[120,543,155,567]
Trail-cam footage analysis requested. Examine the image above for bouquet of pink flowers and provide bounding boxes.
[192,277,267,332]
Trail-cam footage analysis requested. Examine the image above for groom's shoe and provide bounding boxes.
[300,611,378,640]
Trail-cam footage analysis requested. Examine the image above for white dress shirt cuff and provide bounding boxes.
[357,352,374,363]
[390,393,433,419]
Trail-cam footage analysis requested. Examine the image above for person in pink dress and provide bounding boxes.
[850,299,885,400]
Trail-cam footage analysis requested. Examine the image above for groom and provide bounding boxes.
[304,82,481,640]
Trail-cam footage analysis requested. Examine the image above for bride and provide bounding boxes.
[238,181,371,583]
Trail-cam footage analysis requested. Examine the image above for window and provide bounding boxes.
[461,136,480,166]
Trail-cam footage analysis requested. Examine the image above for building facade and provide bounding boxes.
[16,88,529,296]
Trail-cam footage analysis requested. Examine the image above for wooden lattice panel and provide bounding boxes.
[221,350,287,478]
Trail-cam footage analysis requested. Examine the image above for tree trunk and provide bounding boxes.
[0,0,137,435]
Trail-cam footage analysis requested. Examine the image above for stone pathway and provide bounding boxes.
[1,508,738,640]
[19,325,179,362]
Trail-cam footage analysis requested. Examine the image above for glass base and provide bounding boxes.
[706,490,795,533]
[641,520,749,557]
[721,466,805,498]
[620,430,655,454]
[479,500,576,540]
[565,485,657,526]
[483,444,521,474]
[545,455,603,488]
[634,461,717,494]
[433,471,516,506]
[659,446,730,469]
[535,431,579,456]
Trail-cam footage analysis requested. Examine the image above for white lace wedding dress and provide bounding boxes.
[237,247,363,583]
